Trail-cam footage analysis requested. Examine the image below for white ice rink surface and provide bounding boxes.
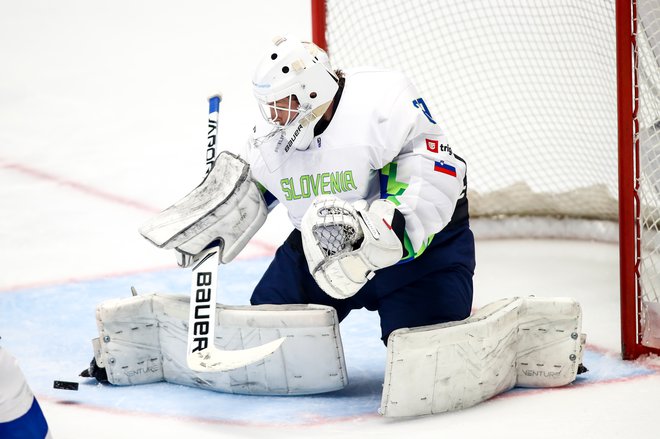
[1,1,659,438]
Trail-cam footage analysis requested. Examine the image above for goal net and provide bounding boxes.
[312,0,660,358]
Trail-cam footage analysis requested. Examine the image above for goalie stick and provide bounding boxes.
[185,94,285,372]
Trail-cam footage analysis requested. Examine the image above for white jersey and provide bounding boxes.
[244,68,467,256]
[0,346,51,438]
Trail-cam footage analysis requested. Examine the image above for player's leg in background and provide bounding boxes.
[0,346,52,439]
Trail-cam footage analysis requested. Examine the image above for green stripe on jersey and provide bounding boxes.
[381,162,435,263]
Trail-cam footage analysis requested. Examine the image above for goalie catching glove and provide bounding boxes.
[301,195,405,299]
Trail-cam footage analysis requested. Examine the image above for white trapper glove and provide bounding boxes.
[301,195,404,299]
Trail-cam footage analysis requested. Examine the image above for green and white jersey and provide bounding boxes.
[244,68,468,259]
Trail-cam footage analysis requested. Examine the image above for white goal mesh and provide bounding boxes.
[317,0,660,353]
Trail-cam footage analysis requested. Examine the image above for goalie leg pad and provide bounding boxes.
[379,296,584,417]
[138,151,267,263]
[93,294,348,395]
[516,297,585,387]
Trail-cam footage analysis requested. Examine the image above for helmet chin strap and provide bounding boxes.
[292,101,332,151]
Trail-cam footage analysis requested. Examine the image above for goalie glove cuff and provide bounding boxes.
[389,204,406,248]
[354,199,404,270]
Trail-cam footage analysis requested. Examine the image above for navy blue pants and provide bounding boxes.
[251,222,475,343]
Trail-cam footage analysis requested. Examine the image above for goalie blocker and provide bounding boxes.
[138,150,267,267]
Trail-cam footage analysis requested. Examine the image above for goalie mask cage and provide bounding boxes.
[311,0,660,360]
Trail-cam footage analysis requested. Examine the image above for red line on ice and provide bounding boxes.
[0,158,279,292]
[1,159,162,213]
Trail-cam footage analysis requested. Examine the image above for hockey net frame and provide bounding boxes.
[311,0,660,360]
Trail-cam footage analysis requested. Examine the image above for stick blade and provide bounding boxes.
[187,336,286,372]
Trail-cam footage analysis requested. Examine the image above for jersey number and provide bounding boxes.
[412,98,436,124]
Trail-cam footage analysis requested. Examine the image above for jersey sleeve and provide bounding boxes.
[377,78,467,261]
[255,180,279,212]
[239,138,280,213]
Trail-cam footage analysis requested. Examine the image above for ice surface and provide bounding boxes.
[1,1,659,438]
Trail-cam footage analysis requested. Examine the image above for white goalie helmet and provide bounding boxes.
[252,36,339,152]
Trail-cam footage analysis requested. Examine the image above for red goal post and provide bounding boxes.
[311,0,660,360]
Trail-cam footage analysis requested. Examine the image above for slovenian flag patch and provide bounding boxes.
[434,160,457,177]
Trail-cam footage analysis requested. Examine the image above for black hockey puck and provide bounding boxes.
[53,380,79,391]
